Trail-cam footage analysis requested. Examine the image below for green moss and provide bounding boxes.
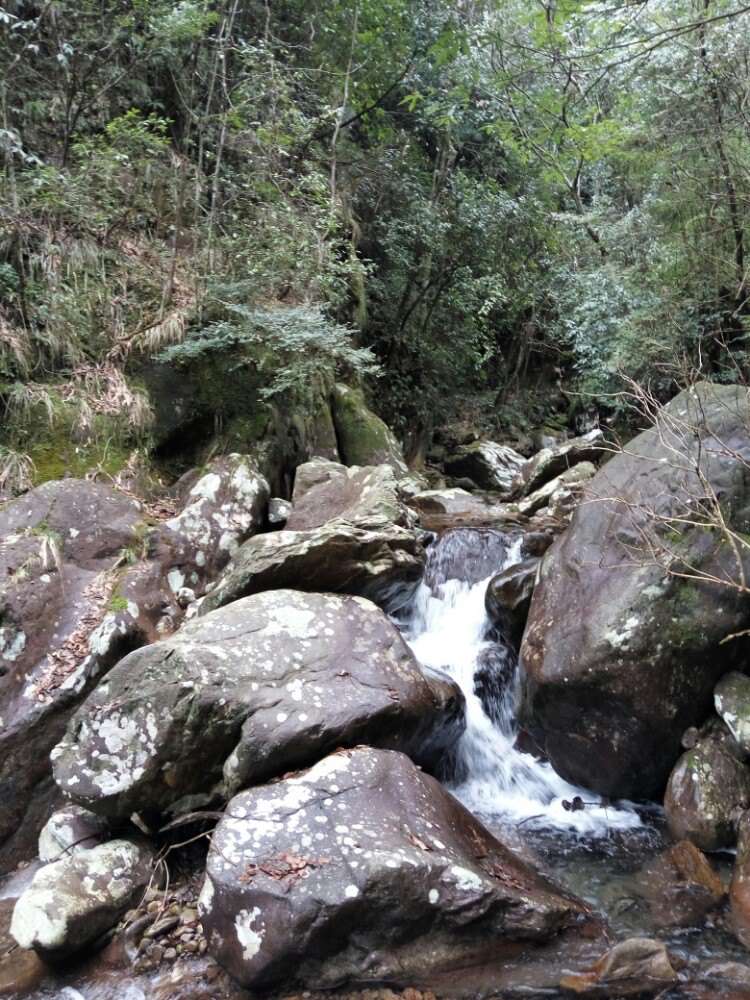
[107,587,129,613]
[29,432,131,486]
[331,385,396,466]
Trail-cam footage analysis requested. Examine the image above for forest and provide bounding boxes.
[8,4,750,999]
[3,0,750,485]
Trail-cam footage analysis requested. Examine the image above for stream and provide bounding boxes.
[399,527,750,997]
[400,527,640,836]
[12,525,750,999]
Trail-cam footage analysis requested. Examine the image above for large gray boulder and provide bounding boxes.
[516,461,596,516]
[443,440,524,491]
[291,457,347,504]
[52,591,464,818]
[198,747,585,991]
[715,672,750,753]
[10,838,158,961]
[201,465,425,615]
[0,480,143,872]
[485,558,540,643]
[511,432,606,498]
[521,384,750,799]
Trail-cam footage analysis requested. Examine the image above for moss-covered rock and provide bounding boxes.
[330,384,407,475]
[664,739,750,850]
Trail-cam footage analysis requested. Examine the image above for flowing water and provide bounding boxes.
[10,525,750,999]
[399,527,640,836]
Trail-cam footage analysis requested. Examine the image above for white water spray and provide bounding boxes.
[402,528,640,836]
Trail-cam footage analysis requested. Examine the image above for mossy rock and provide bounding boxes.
[664,739,750,850]
[330,385,407,475]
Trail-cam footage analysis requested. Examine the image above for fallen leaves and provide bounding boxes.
[239,851,330,891]
[33,570,117,703]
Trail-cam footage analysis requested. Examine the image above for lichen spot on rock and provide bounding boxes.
[235,906,263,960]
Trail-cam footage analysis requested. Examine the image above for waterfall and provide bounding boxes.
[401,528,640,836]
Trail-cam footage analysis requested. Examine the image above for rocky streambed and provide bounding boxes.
[6,384,750,998]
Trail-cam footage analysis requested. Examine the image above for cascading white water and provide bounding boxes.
[401,528,640,836]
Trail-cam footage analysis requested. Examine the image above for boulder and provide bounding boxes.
[154,454,269,586]
[0,869,47,996]
[201,465,425,615]
[704,962,750,986]
[10,838,159,961]
[198,747,585,991]
[634,840,725,927]
[0,480,143,872]
[560,938,678,996]
[330,385,408,475]
[267,497,292,528]
[38,804,108,864]
[52,591,464,818]
[664,739,750,850]
[396,472,430,501]
[0,459,269,872]
[485,558,539,643]
[516,462,596,516]
[118,454,270,644]
[511,432,606,499]
[406,488,492,517]
[715,672,750,753]
[291,457,347,505]
[443,440,525,492]
[730,811,750,947]
[521,384,750,799]
[520,529,556,558]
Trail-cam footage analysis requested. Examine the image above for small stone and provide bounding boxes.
[149,944,165,964]
[144,914,180,938]
[184,940,199,953]
[147,900,161,913]
[163,947,177,961]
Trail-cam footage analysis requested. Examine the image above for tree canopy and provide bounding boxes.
[2,0,750,473]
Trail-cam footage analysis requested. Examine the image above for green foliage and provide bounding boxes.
[160,297,379,410]
[3,0,750,470]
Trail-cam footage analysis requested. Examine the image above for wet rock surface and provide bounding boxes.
[521,385,750,799]
[730,812,750,947]
[201,465,426,614]
[485,557,539,643]
[560,937,678,996]
[53,590,464,818]
[634,840,725,928]
[199,747,586,991]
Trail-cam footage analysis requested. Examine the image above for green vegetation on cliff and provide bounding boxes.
[3,0,750,480]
